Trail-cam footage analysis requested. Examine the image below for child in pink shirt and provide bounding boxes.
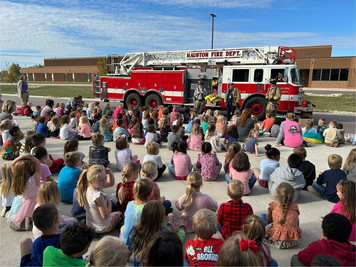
[195,142,222,181]
[226,152,257,195]
[167,140,192,180]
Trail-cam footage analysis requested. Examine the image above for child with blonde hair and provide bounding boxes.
[59,115,77,140]
[121,178,153,244]
[56,102,65,115]
[217,179,253,240]
[310,154,347,203]
[0,119,12,148]
[224,142,241,174]
[141,161,172,215]
[32,182,77,238]
[184,209,224,266]
[76,165,121,233]
[91,235,129,267]
[205,124,225,153]
[260,182,302,249]
[343,148,356,182]
[195,142,222,181]
[48,116,60,138]
[229,109,241,126]
[116,162,140,212]
[245,129,260,157]
[8,154,41,231]
[172,172,218,236]
[78,116,91,140]
[187,123,203,151]
[217,232,263,266]
[115,137,139,172]
[213,110,220,122]
[143,142,166,179]
[243,215,276,266]
[158,115,170,142]
[216,115,227,138]
[0,162,14,216]
[99,117,112,142]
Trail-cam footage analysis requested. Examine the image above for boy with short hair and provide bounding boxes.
[31,133,64,172]
[260,111,274,133]
[316,118,327,140]
[290,213,356,266]
[309,154,347,203]
[293,146,316,190]
[167,125,180,151]
[185,209,224,266]
[217,180,253,240]
[323,120,342,147]
[113,119,129,141]
[1,126,23,160]
[89,133,111,167]
[43,221,95,266]
[20,204,60,266]
[58,152,81,203]
[269,153,305,201]
[37,116,49,136]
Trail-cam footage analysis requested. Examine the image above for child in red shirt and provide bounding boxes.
[217,179,253,240]
[260,112,274,134]
[185,209,224,266]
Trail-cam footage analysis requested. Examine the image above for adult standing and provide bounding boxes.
[237,108,255,142]
[224,83,241,121]
[17,74,29,105]
[275,113,304,148]
[41,99,55,117]
[194,81,207,114]
[266,78,281,118]
[65,95,82,114]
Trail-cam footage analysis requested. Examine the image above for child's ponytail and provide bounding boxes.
[1,162,13,198]
[275,183,294,225]
[75,169,90,207]
[339,180,355,223]
[118,162,139,204]
[183,172,202,212]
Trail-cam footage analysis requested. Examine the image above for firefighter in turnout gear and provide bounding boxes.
[266,78,281,118]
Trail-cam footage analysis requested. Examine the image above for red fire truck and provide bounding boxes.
[93,46,309,119]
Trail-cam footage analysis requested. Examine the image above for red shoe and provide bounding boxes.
[333,143,339,147]
[329,143,333,147]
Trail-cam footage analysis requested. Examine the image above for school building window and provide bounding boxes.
[312,68,349,81]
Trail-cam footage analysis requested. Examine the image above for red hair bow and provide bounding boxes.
[239,239,259,254]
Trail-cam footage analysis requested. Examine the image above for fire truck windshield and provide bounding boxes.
[291,68,300,84]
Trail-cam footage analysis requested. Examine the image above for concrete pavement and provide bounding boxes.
[1,115,355,266]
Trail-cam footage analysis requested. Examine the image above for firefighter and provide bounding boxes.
[194,81,207,114]
[266,78,281,118]
[224,83,241,121]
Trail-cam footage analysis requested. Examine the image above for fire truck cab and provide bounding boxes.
[93,46,309,119]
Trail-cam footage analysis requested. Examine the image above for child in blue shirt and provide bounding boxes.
[37,116,48,137]
[58,152,81,203]
[20,204,60,267]
[245,129,260,157]
[310,154,347,203]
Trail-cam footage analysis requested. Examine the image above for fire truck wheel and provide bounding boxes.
[125,93,142,108]
[145,94,161,109]
[244,97,266,120]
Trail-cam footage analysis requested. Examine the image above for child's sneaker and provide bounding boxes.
[307,186,319,196]
[329,143,333,147]
[333,143,339,147]
[167,213,178,232]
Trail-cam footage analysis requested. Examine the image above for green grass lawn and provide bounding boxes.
[304,94,356,113]
[0,84,93,98]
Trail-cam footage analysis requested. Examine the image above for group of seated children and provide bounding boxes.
[1,98,356,266]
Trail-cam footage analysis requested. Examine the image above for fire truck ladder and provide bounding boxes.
[111,46,296,75]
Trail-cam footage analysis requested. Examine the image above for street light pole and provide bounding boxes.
[210,13,216,49]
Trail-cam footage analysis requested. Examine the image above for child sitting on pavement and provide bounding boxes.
[184,209,224,266]
[309,154,347,203]
[89,133,111,167]
[290,213,356,266]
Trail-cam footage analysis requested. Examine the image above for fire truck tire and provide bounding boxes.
[244,97,267,120]
[125,93,141,108]
[145,94,161,109]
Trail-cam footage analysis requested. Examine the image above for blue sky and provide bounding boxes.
[0,0,355,69]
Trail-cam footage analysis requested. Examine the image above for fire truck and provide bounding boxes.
[93,46,309,119]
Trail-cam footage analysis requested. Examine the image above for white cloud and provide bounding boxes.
[0,0,354,69]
